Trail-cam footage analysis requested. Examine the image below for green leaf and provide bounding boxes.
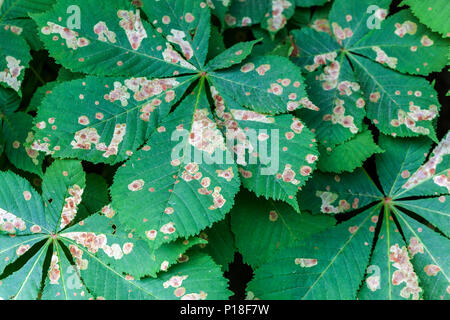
[60,212,204,278]
[395,196,449,237]
[0,234,47,275]
[0,240,50,300]
[251,28,293,57]
[349,54,440,141]
[261,0,295,34]
[2,112,45,176]
[32,0,200,77]
[26,82,58,113]
[226,0,295,34]
[317,130,384,173]
[0,88,44,175]
[290,3,331,30]
[57,67,84,82]
[358,208,421,300]
[298,168,383,215]
[0,0,54,51]
[393,132,450,199]
[402,0,450,37]
[56,245,231,299]
[329,0,391,49]
[31,75,195,164]
[292,30,365,147]
[208,0,231,28]
[206,40,260,71]
[0,28,31,94]
[41,159,86,232]
[225,0,269,28]
[247,205,380,299]
[256,134,449,300]
[394,208,450,300]
[4,19,44,51]
[231,191,335,268]
[207,25,226,61]
[200,215,235,272]
[376,134,432,197]
[110,82,241,249]
[209,55,314,115]
[291,0,444,145]
[351,10,449,76]
[0,86,20,115]
[210,84,318,211]
[141,0,211,69]
[0,0,56,20]
[0,159,230,300]
[295,0,330,7]
[77,173,110,220]
[41,240,93,300]
[0,171,50,235]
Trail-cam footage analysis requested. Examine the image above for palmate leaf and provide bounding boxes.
[0,159,230,300]
[402,0,450,38]
[31,0,316,208]
[291,0,448,147]
[230,191,335,268]
[110,82,241,250]
[31,0,318,230]
[292,29,365,147]
[247,205,380,299]
[251,133,450,300]
[0,87,45,176]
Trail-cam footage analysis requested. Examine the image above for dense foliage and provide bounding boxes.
[0,0,448,300]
